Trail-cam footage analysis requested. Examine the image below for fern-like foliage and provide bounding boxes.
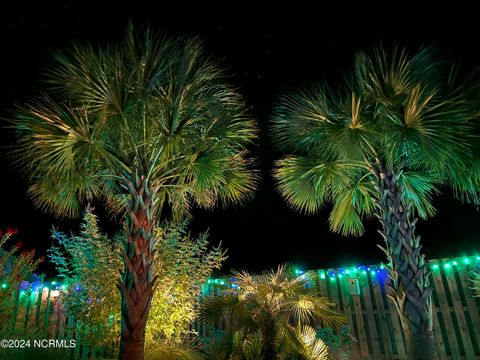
[48,206,121,348]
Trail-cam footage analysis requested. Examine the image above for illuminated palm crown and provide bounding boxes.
[272,46,480,236]
[12,25,258,219]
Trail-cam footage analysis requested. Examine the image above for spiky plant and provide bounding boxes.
[200,265,344,359]
[471,271,480,298]
[271,46,480,359]
[10,24,257,360]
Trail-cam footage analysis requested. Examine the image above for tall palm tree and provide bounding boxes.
[200,265,344,359]
[10,25,257,360]
[271,46,480,359]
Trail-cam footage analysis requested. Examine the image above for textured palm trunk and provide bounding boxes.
[376,168,435,360]
[117,174,157,360]
[261,316,277,360]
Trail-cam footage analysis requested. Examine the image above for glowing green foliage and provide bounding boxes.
[49,209,226,349]
[0,230,43,334]
[200,265,344,359]
[146,221,226,345]
[272,45,480,235]
[11,26,258,221]
[48,207,121,348]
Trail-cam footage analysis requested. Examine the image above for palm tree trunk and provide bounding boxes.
[117,174,157,360]
[261,317,277,360]
[376,168,435,360]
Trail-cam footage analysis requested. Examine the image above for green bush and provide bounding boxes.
[0,229,43,335]
[49,207,226,351]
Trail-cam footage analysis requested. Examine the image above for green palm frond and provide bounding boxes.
[273,156,359,214]
[398,171,440,219]
[446,157,480,206]
[271,84,375,160]
[328,174,378,237]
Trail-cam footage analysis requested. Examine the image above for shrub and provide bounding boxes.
[0,229,43,334]
[48,207,226,351]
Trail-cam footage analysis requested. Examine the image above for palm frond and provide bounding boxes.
[271,84,375,160]
[398,171,440,219]
[273,156,357,214]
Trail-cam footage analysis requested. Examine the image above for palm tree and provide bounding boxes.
[200,265,344,359]
[271,46,480,359]
[10,25,257,360]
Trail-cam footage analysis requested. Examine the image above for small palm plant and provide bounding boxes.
[200,265,344,359]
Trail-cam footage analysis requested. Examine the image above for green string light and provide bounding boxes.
[444,263,451,269]
[1,283,7,289]
[432,264,439,269]
[464,258,470,264]
[452,261,457,266]
[320,273,326,279]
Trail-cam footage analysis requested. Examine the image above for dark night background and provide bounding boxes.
[0,1,479,277]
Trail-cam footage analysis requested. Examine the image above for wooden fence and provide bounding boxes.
[310,256,480,360]
[1,286,116,359]
[2,255,480,359]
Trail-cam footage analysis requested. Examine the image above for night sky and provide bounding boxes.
[0,1,479,276]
